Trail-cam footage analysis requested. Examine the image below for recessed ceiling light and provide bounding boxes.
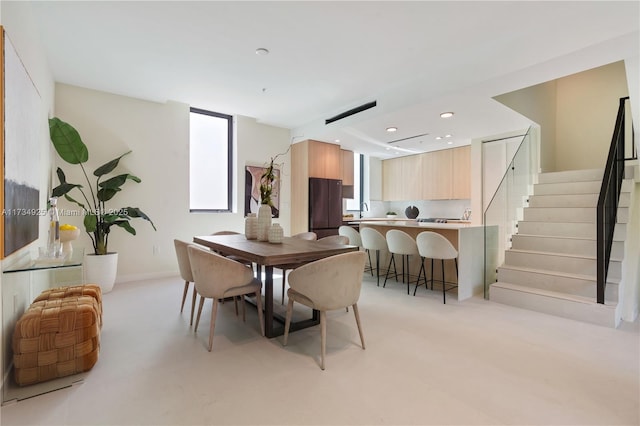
[255,48,269,55]
[386,127,398,132]
[447,141,453,145]
[335,139,340,143]
[440,112,454,118]
[435,136,442,140]
[445,134,452,138]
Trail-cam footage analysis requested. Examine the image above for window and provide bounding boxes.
[189,108,232,212]
[345,153,362,211]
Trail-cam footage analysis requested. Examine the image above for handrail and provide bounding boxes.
[596,97,629,304]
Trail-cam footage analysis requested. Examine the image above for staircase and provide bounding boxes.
[490,167,634,327]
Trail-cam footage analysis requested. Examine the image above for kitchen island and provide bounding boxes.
[359,221,493,300]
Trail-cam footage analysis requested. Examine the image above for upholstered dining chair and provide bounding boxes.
[187,245,265,351]
[359,227,388,286]
[317,234,349,245]
[384,229,419,294]
[338,225,362,248]
[283,251,367,370]
[415,231,458,304]
[174,239,198,326]
[276,231,318,304]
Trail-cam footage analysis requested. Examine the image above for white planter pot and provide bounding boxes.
[84,252,118,294]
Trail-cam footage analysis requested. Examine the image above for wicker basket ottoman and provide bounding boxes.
[12,296,100,386]
[32,284,103,327]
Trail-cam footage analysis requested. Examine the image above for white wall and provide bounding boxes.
[54,84,291,283]
[555,61,629,171]
[495,61,630,173]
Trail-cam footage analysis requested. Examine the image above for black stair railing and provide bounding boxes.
[596,96,633,304]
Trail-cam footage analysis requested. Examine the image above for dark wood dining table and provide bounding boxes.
[193,233,358,338]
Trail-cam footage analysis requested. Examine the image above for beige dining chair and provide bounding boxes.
[187,245,265,351]
[173,239,198,325]
[276,231,318,304]
[317,234,349,245]
[283,251,367,370]
[415,231,458,304]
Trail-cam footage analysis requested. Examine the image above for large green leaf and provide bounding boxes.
[99,174,141,190]
[97,187,121,202]
[49,117,89,164]
[84,213,98,232]
[125,207,157,230]
[94,151,132,177]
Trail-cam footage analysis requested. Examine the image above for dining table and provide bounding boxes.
[193,233,358,338]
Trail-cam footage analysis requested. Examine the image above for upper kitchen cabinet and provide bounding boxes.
[307,140,341,179]
[383,154,422,201]
[341,149,355,199]
[451,145,471,199]
[382,145,471,201]
[422,148,452,200]
[340,149,354,186]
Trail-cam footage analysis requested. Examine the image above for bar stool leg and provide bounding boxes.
[383,254,397,288]
[442,259,446,304]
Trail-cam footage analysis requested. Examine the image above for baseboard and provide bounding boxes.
[115,270,178,284]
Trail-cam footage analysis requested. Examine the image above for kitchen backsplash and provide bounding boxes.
[355,199,471,220]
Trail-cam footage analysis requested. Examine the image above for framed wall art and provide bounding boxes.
[244,165,280,218]
[1,27,43,258]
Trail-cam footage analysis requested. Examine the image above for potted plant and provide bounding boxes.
[386,211,398,218]
[48,117,156,293]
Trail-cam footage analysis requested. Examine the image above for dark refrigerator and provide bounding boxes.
[309,178,343,238]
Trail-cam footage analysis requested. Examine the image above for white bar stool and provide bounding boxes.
[360,227,388,286]
[415,231,458,304]
[384,229,419,294]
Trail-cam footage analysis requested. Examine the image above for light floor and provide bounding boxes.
[1,273,639,426]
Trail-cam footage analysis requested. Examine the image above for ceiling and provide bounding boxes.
[29,1,639,159]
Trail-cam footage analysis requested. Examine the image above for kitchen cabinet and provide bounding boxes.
[291,140,343,235]
[383,155,423,201]
[307,140,341,179]
[382,145,471,201]
[452,145,471,199]
[340,149,354,186]
[382,157,403,201]
[422,148,452,200]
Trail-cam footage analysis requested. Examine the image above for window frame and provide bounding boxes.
[189,107,233,213]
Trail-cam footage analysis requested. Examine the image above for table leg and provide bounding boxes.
[263,265,275,338]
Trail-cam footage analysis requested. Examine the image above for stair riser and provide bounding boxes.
[490,284,617,327]
[504,251,622,278]
[497,267,618,300]
[517,222,595,238]
[510,235,625,258]
[537,169,603,184]
[527,194,599,208]
[534,181,601,195]
[511,235,594,256]
[523,208,595,223]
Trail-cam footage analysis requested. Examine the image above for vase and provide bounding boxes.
[84,252,118,294]
[245,213,258,239]
[257,204,272,241]
[268,223,284,243]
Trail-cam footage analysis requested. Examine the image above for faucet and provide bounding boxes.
[360,202,369,218]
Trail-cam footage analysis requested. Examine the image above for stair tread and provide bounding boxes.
[514,234,595,242]
[492,281,617,307]
[498,264,621,284]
